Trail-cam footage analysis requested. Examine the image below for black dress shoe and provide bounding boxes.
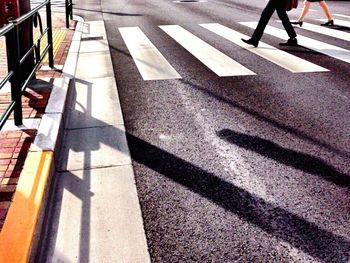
[291,21,303,27]
[321,20,334,26]
[279,38,298,46]
[241,38,259,47]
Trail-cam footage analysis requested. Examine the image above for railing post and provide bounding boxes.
[6,26,23,126]
[46,0,54,68]
[70,0,73,20]
[65,0,69,28]
[65,0,73,28]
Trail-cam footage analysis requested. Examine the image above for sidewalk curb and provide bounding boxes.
[0,15,84,263]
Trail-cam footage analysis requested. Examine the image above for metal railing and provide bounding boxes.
[65,0,73,28]
[0,0,54,130]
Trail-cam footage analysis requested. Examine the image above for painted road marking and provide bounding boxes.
[159,25,255,76]
[118,27,181,80]
[333,14,350,19]
[317,18,350,27]
[240,22,350,64]
[200,23,328,73]
[286,21,350,42]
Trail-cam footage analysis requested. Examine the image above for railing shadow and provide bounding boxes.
[35,77,95,263]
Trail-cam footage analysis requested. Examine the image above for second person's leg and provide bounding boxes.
[297,0,311,22]
[319,1,334,25]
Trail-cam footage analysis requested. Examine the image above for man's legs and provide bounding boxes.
[276,1,297,39]
[251,0,276,42]
[242,0,297,47]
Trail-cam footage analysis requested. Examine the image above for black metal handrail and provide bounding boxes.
[0,0,54,130]
[0,23,15,90]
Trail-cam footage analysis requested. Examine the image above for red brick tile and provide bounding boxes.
[0,153,13,159]
[0,159,11,165]
[0,138,19,144]
[0,165,8,172]
[5,132,22,139]
[0,148,15,153]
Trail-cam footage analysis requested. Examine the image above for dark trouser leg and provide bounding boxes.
[251,0,276,41]
[276,0,297,39]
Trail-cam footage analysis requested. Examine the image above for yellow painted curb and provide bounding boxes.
[0,151,54,263]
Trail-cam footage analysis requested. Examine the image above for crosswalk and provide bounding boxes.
[241,22,350,64]
[118,19,349,81]
[200,23,328,73]
[278,21,350,42]
[334,14,350,19]
[118,27,181,80]
[159,25,255,77]
[317,18,350,28]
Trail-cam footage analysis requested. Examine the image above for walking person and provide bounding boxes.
[291,0,334,27]
[241,0,298,47]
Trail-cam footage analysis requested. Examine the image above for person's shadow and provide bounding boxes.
[217,129,350,188]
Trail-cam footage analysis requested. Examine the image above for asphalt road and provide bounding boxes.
[70,0,349,262]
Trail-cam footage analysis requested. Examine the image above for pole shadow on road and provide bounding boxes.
[217,129,350,188]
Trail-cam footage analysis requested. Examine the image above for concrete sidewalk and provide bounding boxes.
[0,14,150,262]
[38,20,151,263]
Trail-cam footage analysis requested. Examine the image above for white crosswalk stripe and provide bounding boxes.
[240,22,350,64]
[118,27,181,81]
[334,14,350,19]
[159,25,256,77]
[200,23,328,73]
[317,18,350,28]
[287,21,350,42]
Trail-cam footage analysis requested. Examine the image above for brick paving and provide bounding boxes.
[0,13,75,231]
[0,89,51,119]
[0,130,36,229]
